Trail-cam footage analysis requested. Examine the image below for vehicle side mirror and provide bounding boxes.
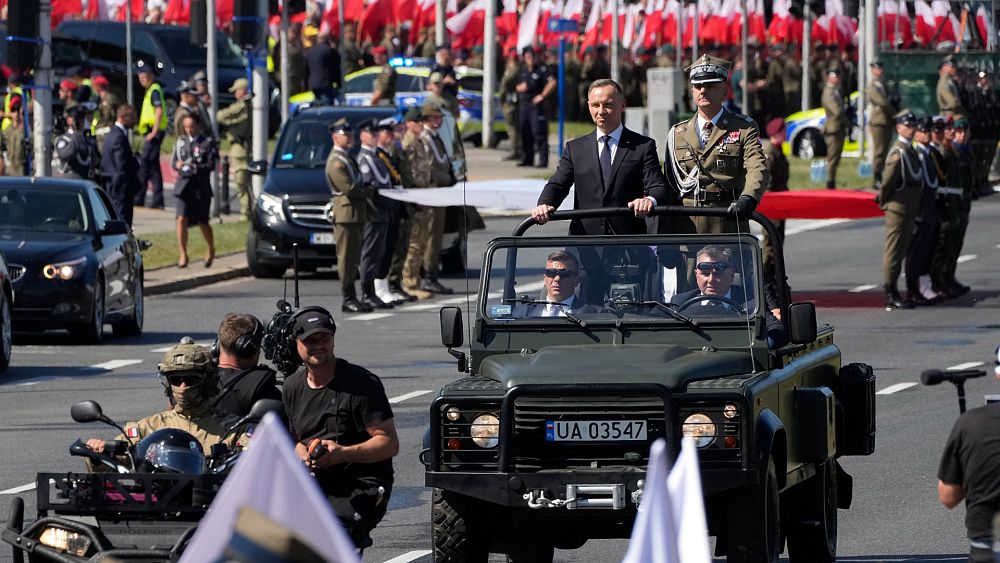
[71,400,104,424]
[247,160,268,176]
[440,306,463,348]
[100,220,129,236]
[247,399,284,423]
[787,302,817,345]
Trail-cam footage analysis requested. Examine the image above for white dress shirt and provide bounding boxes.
[542,295,577,317]
[596,123,624,163]
[695,108,725,148]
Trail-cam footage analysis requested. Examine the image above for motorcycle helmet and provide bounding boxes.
[135,429,205,474]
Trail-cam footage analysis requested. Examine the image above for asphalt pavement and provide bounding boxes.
[1,185,998,562]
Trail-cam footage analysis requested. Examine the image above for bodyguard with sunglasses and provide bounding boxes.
[514,251,594,317]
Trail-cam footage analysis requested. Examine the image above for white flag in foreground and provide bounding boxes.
[621,437,711,563]
[179,413,361,563]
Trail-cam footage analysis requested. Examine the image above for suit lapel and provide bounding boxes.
[606,128,632,193]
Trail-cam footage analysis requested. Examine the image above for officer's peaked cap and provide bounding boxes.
[329,117,352,134]
[686,54,731,85]
[894,109,918,126]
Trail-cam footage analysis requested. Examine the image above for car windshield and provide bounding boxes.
[155,29,245,67]
[483,240,760,324]
[274,120,332,168]
[0,188,89,233]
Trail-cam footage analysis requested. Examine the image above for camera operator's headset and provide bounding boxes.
[210,317,266,361]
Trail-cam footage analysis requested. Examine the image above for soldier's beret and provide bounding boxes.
[765,117,785,137]
[686,54,731,85]
[404,106,423,121]
[894,110,917,126]
[329,117,352,135]
[92,74,110,87]
[371,46,388,56]
[953,116,970,129]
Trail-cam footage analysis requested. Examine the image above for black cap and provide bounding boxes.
[522,46,535,56]
[895,109,918,126]
[136,60,158,75]
[357,118,378,133]
[915,117,933,132]
[291,310,337,340]
[328,117,352,135]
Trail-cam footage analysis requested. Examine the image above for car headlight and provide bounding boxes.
[258,192,286,221]
[42,257,87,280]
[38,526,91,556]
[682,413,717,448]
[470,413,500,448]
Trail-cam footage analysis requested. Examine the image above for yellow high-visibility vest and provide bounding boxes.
[139,82,168,134]
[2,87,28,130]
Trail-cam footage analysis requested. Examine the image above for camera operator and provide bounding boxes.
[281,308,398,549]
[212,313,282,417]
[938,389,1000,561]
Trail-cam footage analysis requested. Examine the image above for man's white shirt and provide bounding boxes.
[542,295,577,317]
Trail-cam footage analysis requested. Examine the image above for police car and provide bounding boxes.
[342,58,506,146]
[784,91,862,159]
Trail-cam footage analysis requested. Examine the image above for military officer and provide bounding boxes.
[761,117,789,277]
[217,78,252,218]
[90,75,119,157]
[499,48,521,161]
[822,68,848,190]
[782,51,804,118]
[393,107,428,300]
[356,119,395,310]
[879,110,925,310]
[905,117,943,308]
[326,118,374,313]
[937,55,969,118]
[173,83,204,136]
[54,107,95,180]
[664,54,768,235]
[937,117,974,297]
[370,46,397,106]
[866,59,898,188]
[373,117,411,305]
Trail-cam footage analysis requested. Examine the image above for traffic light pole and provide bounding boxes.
[740,0,748,113]
[611,0,620,84]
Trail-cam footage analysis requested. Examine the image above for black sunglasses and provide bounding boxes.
[167,375,199,387]
[696,261,731,274]
[544,268,578,278]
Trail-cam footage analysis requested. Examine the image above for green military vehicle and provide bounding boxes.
[422,207,876,563]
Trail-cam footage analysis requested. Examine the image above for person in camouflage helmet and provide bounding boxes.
[85,338,245,458]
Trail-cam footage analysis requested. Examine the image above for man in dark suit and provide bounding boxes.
[531,79,676,235]
[513,251,591,317]
[101,104,142,226]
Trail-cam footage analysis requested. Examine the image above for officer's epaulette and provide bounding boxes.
[731,113,754,124]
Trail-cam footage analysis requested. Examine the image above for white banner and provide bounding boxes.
[379,179,570,212]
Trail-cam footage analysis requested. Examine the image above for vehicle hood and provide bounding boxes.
[263,167,329,197]
[0,232,92,265]
[478,345,754,391]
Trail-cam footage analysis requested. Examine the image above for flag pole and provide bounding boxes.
[482,0,497,149]
[801,3,810,111]
[611,0,620,82]
[740,0,748,113]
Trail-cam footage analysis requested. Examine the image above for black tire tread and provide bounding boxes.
[786,461,838,563]
[724,457,780,563]
[432,488,487,563]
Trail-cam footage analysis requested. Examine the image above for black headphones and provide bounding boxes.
[210,317,265,361]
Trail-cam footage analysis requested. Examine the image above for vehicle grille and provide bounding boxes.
[513,396,668,471]
[287,199,332,229]
[7,264,25,282]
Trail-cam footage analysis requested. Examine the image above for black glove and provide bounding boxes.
[728,195,757,217]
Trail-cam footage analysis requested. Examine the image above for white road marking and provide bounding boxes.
[784,219,849,236]
[89,359,144,371]
[388,390,432,404]
[947,361,984,371]
[876,382,918,395]
[957,254,978,264]
[0,479,53,495]
[150,341,213,353]
[848,284,878,293]
[347,313,394,321]
[382,551,432,563]
[14,381,42,387]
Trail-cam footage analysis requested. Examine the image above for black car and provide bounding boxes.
[0,250,13,372]
[0,178,143,343]
[247,105,399,278]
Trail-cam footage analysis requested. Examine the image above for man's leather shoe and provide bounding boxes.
[390,283,418,302]
[950,281,971,297]
[502,154,519,161]
[363,293,394,309]
[884,288,904,310]
[422,279,454,294]
[516,162,532,167]
[342,298,373,313]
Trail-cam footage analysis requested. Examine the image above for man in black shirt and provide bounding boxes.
[516,46,556,168]
[304,32,343,104]
[211,313,281,417]
[282,308,398,549]
[938,402,1000,562]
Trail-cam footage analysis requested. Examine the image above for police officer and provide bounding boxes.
[54,107,95,180]
[761,117,789,278]
[937,55,969,118]
[516,46,556,168]
[135,61,168,209]
[905,117,943,308]
[879,110,924,310]
[212,313,281,418]
[664,54,768,235]
[866,59,898,189]
[356,119,395,310]
[369,46,396,106]
[499,48,522,161]
[217,78,253,218]
[822,68,848,190]
[85,339,244,453]
[326,118,374,313]
[90,74,119,157]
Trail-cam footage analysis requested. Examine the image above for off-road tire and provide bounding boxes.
[432,488,488,563]
[786,460,837,563]
[724,457,780,563]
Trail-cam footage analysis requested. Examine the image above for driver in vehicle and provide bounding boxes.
[86,339,246,457]
[514,251,592,317]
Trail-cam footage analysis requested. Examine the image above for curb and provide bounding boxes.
[146,263,251,296]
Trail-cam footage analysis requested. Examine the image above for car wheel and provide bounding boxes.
[796,130,825,159]
[786,460,837,563]
[246,230,286,279]
[71,278,105,344]
[724,456,780,563]
[432,488,489,563]
[0,288,11,373]
[113,274,144,337]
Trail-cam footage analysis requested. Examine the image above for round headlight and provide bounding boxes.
[446,406,462,422]
[682,413,717,448]
[470,414,500,448]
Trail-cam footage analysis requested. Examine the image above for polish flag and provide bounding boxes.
[747,0,768,44]
[622,2,638,51]
[321,0,364,38]
[446,0,487,50]
[767,0,803,44]
[216,0,233,27]
[498,0,519,52]
[601,0,624,44]
[880,0,914,47]
[660,0,680,46]
[115,0,144,21]
[359,0,394,42]
[681,2,698,48]
[517,0,542,53]
[931,0,961,43]
[562,0,582,20]
[410,0,436,45]
[700,0,728,44]
[578,0,602,56]
[85,0,111,20]
[163,0,190,24]
[641,0,664,50]
[52,0,83,26]
[976,5,991,47]
[538,0,558,47]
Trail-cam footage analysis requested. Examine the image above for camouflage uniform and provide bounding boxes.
[372,64,397,106]
[500,60,521,159]
[327,141,373,310]
[217,96,252,218]
[402,121,451,294]
[92,91,120,156]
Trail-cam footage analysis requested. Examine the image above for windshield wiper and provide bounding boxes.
[503,297,588,328]
[606,298,708,336]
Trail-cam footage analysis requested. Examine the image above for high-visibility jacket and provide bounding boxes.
[139,82,168,134]
[2,87,28,131]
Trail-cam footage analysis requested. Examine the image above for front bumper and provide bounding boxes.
[11,277,93,328]
[251,209,337,268]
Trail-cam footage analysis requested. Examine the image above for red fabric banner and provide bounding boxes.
[756,189,885,220]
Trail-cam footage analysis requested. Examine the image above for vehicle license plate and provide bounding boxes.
[545,420,647,442]
[310,232,335,245]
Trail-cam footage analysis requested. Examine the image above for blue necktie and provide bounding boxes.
[600,135,612,187]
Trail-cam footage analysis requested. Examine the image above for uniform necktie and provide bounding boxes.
[600,135,612,186]
[700,121,713,148]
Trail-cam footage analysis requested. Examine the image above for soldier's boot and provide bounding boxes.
[390,281,420,302]
[903,279,930,308]
[872,172,882,191]
[884,284,904,311]
[374,279,404,305]
[826,180,836,190]
[342,285,374,314]
[362,281,394,309]
[422,278,454,294]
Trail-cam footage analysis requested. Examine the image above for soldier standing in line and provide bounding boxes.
[373,117,412,305]
[355,119,395,310]
[878,110,924,311]
[765,47,788,121]
[516,47,557,168]
[499,48,522,162]
[663,54,768,235]
[369,47,397,106]
[937,55,969,118]
[563,49,581,122]
[937,116,974,297]
[822,69,848,190]
[342,23,365,75]
[904,117,943,308]
[90,75,119,157]
[1,101,26,176]
[866,59,898,190]
[54,108,95,180]
[394,107,428,300]
[925,116,958,302]
[761,117,789,278]
[326,118,374,314]
[216,78,253,218]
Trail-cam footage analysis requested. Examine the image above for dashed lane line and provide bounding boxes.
[957,254,978,264]
[876,382,918,395]
[947,361,984,371]
[388,390,432,404]
[89,359,144,371]
[11,359,145,386]
[347,313,394,321]
[1,479,54,495]
[848,284,878,293]
[382,551,432,563]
